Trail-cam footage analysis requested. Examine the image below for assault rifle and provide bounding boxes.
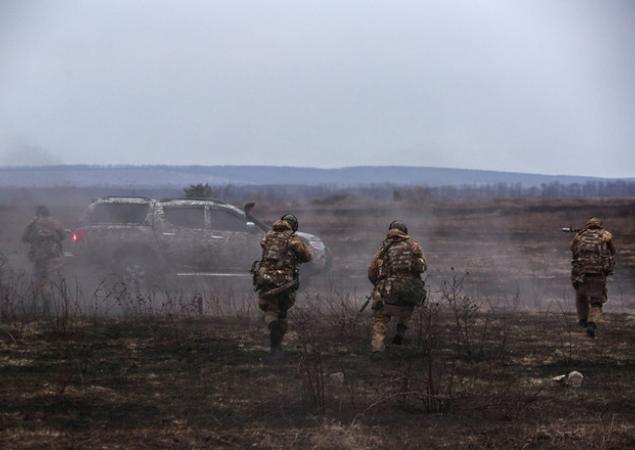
[260,278,299,297]
[358,295,372,313]
[256,267,300,298]
[561,227,581,233]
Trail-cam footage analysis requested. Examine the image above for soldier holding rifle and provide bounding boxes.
[252,214,312,360]
[566,217,616,338]
[367,220,427,360]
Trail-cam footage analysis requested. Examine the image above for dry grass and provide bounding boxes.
[1,194,634,448]
[1,295,634,449]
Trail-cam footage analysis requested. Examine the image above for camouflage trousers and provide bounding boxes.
[573,274,607,324]
[371,304,414,353]
[32,257,64,315]
[258,290,297,340]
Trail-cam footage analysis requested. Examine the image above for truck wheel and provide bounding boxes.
[118,253,161,290]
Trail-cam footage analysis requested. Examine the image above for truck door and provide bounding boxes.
[208,207,261,272]
[159,203,212,269]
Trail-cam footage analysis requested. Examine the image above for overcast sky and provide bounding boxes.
[0,0,633,177]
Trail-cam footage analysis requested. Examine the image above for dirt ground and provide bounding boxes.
[1,311,634,449]
[1,192,634,448]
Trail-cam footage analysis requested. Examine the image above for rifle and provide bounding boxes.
[358,295,372,313]
[561,227,581,233]
[258,268,300,298]
[260,278,299,297]
[250,260,261,289]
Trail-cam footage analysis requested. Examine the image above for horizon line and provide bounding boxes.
[0,163,632,180]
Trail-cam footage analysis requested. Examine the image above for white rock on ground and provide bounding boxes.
[566,370,584,387]
[551,374,567,385]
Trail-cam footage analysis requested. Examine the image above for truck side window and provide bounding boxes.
[164,206,205,229]
[211,209,246,232]
[89,203,150,225]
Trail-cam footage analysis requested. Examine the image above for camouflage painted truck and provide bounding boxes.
[68,196,330,285]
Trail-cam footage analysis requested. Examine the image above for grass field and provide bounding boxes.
[1,193,634,448]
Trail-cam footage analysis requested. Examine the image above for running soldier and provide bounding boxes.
[368,220,427,359]
[253,214,312,359]
[22,206,65,313]
[570,217,616,338]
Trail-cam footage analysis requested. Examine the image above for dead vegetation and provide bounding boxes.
[0,195,634,448]
[0,266,634,449]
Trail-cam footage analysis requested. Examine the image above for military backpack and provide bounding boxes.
[572,229,614,275]
[377,238,426,306]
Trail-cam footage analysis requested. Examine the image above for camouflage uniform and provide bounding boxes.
[570,218,615,336]
[22,213,65,313]
[368,227,427,354]
[254,219,312,352]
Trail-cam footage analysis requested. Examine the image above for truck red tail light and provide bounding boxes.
[72,228,87,242]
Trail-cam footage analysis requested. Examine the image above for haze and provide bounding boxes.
[0,0,633,177]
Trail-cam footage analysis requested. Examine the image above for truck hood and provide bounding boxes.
[296,231,331,273]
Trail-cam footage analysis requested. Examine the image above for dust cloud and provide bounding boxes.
[1,185,634,315]
[0,140,62,167]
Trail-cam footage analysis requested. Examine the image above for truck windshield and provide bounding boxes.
[88,203,150,225]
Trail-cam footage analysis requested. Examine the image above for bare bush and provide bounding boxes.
[312,286,364,341]
[441,270,485,360]
[49,278,83,336]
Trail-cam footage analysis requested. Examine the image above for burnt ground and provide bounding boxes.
[1,194,635,448]
[1,311,635,449]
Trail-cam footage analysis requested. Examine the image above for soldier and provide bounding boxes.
[570,217,616,338]
[253,214,312,359]
[22,206,65,313]
[368,220,427,359]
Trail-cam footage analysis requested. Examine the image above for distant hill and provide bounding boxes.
[0,165,627,188]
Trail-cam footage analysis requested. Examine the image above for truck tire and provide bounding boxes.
[116,250,163,290]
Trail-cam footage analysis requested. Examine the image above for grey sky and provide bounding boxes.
[0,0,633,177]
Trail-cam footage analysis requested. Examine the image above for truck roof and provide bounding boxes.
[95,196,153,204]
[159,199,244,215]
[160,197,226,203]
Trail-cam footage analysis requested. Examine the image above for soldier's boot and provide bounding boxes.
[268,320,284,361]
[578,319,588,329]
[587,303,603,339]
[392,323,407,346]
[586,321,597,339]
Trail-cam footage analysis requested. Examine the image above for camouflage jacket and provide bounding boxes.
[259,220,312,272]
[368,229,427,284]
[22,217,65,261]
[570,225,615,276]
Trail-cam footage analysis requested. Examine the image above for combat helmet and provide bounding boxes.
[388,220,408,235]
[585,217,603,229]
[281,214,299,232]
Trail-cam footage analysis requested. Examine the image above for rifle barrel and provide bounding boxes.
[358,297,371,313]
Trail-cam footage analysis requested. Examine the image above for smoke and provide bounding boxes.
[0,139,62,166]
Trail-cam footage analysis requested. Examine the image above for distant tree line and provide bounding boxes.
[389,180,635,201]
[2,180,634,207]
[211,180,635,203]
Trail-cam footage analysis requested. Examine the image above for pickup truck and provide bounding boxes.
[68,196,330,286]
